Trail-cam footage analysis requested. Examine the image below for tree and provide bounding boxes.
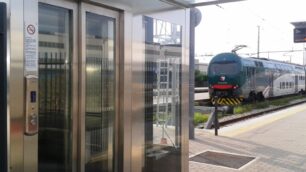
[195,69,207,87]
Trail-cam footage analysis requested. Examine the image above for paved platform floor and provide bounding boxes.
[189,103,306,172]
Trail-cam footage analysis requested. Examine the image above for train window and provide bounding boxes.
[209,61,239,75]
[255,61,263,67]
[242,60,255,67]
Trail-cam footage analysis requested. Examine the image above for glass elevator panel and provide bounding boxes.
[38,4,72,172]
[85,12,115,172]
[144,16,182,172]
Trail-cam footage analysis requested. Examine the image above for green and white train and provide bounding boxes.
[208,53,306,101]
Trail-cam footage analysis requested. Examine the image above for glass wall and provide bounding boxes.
[85,12,115,172]
[38,3,72,172]
[144,16,182,172]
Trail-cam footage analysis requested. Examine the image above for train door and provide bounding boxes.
[246,67,256,91]
[295,75,298,92]
[251,67,256,90]
[270,70,274,97]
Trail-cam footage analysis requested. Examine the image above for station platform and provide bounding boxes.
[189,103,306,172]
[194,92,209,101]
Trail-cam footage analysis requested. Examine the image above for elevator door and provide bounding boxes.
[38,3,74,172]
[82,5,118,172]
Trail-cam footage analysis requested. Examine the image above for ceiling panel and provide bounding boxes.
[90,0,174,13]
[90,0,245,13]
[163,0,245,7]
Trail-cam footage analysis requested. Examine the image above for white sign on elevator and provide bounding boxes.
[24,0,38,74]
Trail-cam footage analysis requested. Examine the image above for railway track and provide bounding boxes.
[198,94,306,128]
[218,97,306,127]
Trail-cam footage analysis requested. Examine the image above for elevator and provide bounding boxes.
[2,0,191,172]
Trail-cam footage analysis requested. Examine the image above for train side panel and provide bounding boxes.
[208,53,306,101]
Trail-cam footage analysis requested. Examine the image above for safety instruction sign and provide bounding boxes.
[24,0,38,74]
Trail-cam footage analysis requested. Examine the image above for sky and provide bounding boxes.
[195,0,306,65]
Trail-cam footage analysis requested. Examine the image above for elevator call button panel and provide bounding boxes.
[25,75,38,135]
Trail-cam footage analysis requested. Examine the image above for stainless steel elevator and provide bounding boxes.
[3,1,191,172]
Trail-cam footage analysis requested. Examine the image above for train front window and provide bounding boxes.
[209,62,239,75]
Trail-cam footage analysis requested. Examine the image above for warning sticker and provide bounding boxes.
[26,24,36,35]
[24,23,38,73]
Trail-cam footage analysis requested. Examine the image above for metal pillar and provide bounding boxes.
[189,8,201,139]
[0,3,7,171]
[214,103,219,136]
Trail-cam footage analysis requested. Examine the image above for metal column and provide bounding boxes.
[189,8,201,139]
[0,2,7,172]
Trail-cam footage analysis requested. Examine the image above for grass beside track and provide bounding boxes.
[234,95,305,114]
[194,112,209,126]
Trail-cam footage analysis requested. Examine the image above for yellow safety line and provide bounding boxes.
[221,104,306,137]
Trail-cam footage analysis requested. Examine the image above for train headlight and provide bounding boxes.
[233,85,239,89]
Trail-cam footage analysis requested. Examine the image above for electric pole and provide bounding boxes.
[257,25,260,58]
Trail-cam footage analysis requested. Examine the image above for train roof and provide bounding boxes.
[245,56,305,71]
[210,53,305,72]
[249,57,303,67]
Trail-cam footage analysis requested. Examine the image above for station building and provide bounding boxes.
[0,0,240,172]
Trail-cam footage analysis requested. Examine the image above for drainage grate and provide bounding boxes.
[190,151,255,169]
